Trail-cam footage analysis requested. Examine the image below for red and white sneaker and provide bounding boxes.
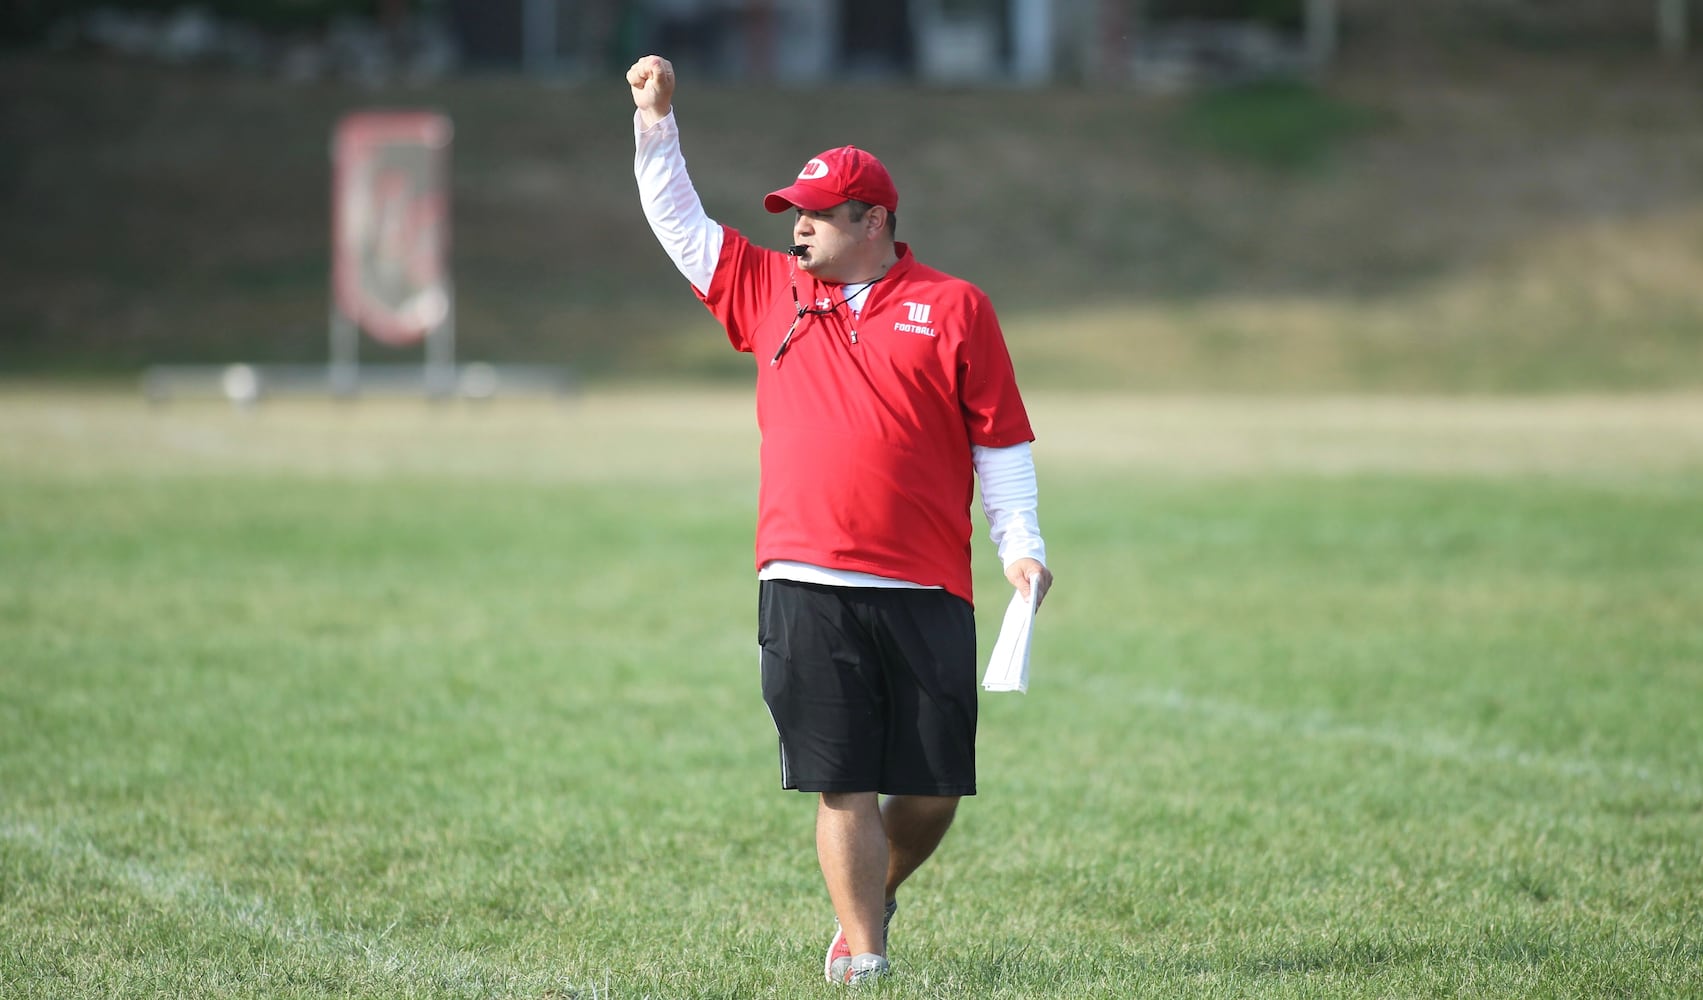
[823,924,853,983]
[829,952,891,986]
[823,900,898,983]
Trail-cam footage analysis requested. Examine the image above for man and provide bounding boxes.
[627,54,1053,987]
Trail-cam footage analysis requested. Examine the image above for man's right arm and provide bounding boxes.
[629,54,721,293]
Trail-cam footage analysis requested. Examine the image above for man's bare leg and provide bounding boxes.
[817,791,888,956]
[881,794,960,901]
[818,792,964,958]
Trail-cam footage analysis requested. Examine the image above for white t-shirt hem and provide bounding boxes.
[758,561,935,590]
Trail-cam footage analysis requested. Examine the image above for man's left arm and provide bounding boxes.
[973,441,1053,607]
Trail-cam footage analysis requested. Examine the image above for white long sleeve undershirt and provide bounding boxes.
[635,109,1046,582]
[634,110,720,294]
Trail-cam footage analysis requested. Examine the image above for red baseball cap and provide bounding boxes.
[764,145,899,215]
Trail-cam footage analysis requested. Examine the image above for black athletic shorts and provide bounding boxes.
[758,579,978,796]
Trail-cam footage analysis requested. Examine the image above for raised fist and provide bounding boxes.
[627,55,675,126]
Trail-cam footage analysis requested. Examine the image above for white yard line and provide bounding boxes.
[0,821,521,988]
[1099,684,1701,798]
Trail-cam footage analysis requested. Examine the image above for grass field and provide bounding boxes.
[3,387,1702,998]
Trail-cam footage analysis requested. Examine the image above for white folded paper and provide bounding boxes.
[982,578,1039,693]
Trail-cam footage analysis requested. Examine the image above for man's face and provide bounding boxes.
[791,203,874,280]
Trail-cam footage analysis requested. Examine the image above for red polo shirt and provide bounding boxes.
[698,228,1033,605]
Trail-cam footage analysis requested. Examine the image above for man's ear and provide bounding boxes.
[866,206,887,239]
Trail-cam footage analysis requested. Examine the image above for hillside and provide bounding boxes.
[4,45,1703,390]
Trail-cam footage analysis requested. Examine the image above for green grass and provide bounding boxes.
[2,389,1701,998]
[1168,81,1383,171]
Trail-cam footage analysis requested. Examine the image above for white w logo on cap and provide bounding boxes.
[798,158,829,180]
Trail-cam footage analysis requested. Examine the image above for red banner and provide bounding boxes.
[332,112,452,347]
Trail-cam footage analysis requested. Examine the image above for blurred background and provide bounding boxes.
[3,0,1701,392]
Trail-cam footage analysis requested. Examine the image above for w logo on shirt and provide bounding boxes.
[894,301,937,338]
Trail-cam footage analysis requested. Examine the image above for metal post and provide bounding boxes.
[1659,0,1688,58]
[1305,0,1337,69]
[524,0,559,75]
[1095,0,1127,84]
[1011,0,1053,86]
[424,282,457,400]
[330,305,360,398]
